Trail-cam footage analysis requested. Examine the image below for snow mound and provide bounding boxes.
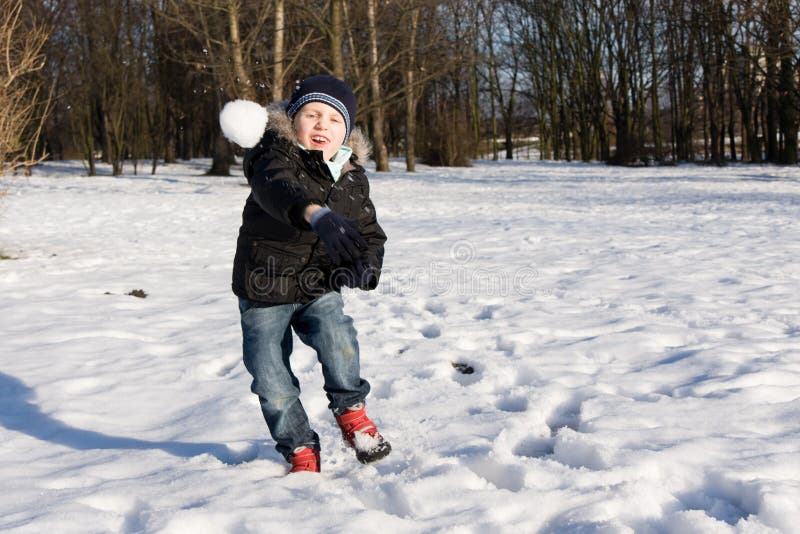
[219,100,268,148]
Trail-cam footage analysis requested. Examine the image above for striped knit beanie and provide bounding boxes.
[286,74,357,142]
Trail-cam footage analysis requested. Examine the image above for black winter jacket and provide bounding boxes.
[232,105,387,304]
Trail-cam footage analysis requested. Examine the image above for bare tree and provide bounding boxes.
[648,0,664,161]
[366,0,389,171]
[695,0,727,164]
[330,0,345,79]
[479,0,500,161]
[495,3,521,160]
[272,0,286,100]
[403,1,421,172]
[765,0,798,163]
[0,0,52,176]
[154,0,271,175]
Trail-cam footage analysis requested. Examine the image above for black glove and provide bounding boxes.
[335,258,378,290]
[340,259,378,290]
[310,207,368,266]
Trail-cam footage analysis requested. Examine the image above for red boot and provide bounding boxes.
[289,446,320,473]
[334,404,392,464]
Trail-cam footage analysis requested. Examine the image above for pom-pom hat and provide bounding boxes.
[286,74,357,142]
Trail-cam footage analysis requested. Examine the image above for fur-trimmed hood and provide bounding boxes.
[265,102,372,165]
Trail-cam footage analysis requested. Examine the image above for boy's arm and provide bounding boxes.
[245,141,316,229]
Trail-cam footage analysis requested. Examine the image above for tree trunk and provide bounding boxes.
[366,0,389,171]
[227,0,254,100]
[272,0,285,101]
[468,4,480,159]
[207,130,232,176]
[765,52,779,162]
[728,82,737,162]
[486,13,498,161]
[164,112,176,163]
[330,0,345,80]
[504,123,514,160]
[404,6,420,172]
[503,55,518,160]
[489,80,498,160]
[667,29,677,161]
[209,79,230,175]
[775,0,798,163]
[649,0,662,161]
[209,1,251,176]
[81,105,96,176]
[548,31,560,160]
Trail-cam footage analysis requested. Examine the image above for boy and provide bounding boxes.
[231,74,390,473]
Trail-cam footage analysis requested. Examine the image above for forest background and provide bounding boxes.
[2,0,800,178]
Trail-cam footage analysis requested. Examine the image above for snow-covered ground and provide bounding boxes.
[1,159,799,533]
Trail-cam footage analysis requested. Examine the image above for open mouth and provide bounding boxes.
[310,136,329,145]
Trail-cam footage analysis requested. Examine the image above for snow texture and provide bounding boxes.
[219,100,268,148]
[1,158,799,533]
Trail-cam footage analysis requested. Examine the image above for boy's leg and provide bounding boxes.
[239,298,319,461]
[291,291,370,414]
[293,292,391,464]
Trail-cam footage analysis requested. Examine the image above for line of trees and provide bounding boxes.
[11,0,800,176]
[515,0,799,165]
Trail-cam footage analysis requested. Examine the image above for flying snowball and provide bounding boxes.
[219,100,268,148]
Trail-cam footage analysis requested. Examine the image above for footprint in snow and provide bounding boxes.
[496,395,529,413]
[463,455,526,493]
[674,472,754,526]
[546,397,583,435]
[195,356,240,379]
[474,305,498,320]
[508,393,585,460]
[513,436,556,458]
[420,324,441,339]
[424,300,447,316]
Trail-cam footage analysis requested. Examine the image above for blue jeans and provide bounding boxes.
[239,292,370,461]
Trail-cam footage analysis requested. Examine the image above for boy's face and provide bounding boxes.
[293,102,347,161]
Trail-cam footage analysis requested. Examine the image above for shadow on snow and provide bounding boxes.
[0,372,258,465]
